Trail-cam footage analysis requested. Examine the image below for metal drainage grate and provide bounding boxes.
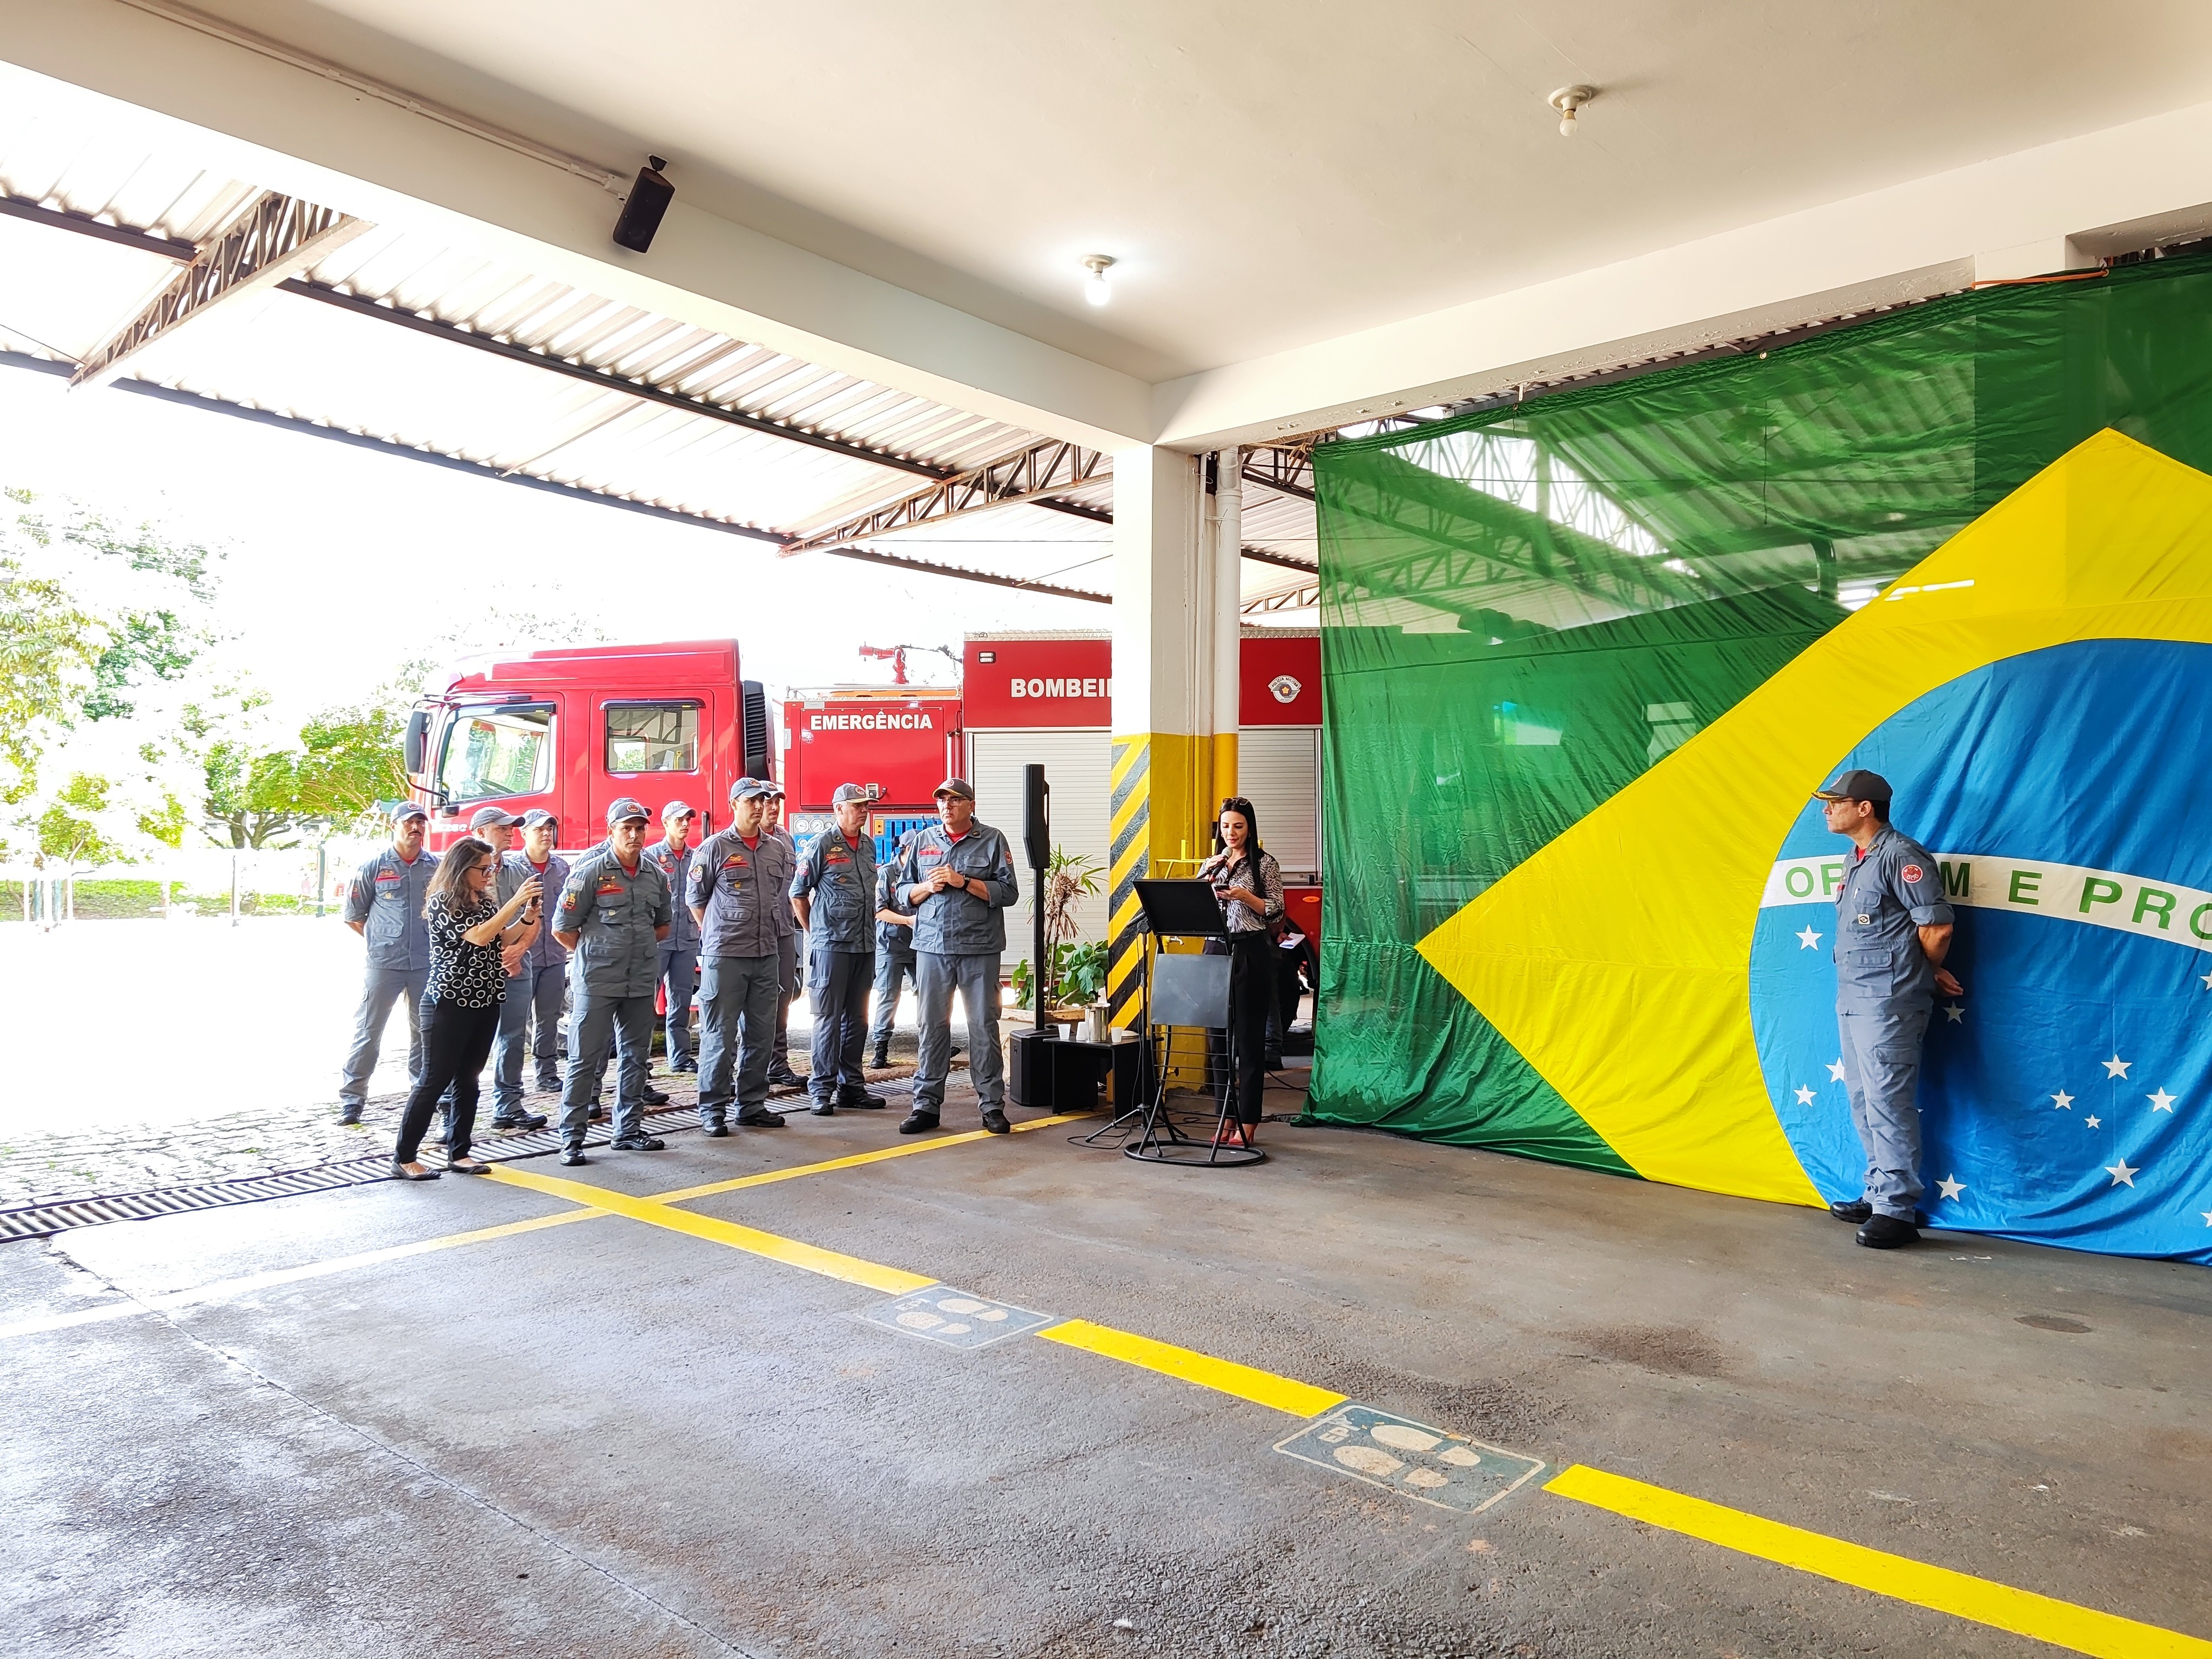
[0,1100,772,1243]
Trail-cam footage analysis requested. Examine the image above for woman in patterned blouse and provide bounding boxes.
[392,837,542,1179]
[1198,796,1285,1149]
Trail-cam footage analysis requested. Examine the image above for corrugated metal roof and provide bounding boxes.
[0,107,1331,608]
[0,123,1118,596]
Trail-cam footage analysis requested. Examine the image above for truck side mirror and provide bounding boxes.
[403,709,429,775]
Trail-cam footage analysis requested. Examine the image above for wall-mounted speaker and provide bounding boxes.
[612,157,675,253]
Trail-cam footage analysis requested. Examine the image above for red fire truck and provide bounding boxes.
[402,640,774,851]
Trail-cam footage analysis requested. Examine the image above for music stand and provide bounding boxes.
[1121,880,1265,1167]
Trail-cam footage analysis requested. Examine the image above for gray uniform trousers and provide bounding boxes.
[559,990,655,1148]
[770,933,799,1069]
[497,955,570,1110]
[341,966,428,1108]
[696,954,783,1125]
[912,952,1004,1116]
[658,942,699,1064]
[492,962,565,1112]
[1838,1000,1932,1220]
[868,952,916,1054]
[808,946,874,1100]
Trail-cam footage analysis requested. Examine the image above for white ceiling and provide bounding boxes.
[180,0,2212,381]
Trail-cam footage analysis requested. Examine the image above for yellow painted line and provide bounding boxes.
[0,1208,601,1340]
[1546,1465,2212,1658]
[487,1165,934,1294]
[651,1112,1090,1205]
[1035,1318,1348,1418]
[3,1111,1088,1341]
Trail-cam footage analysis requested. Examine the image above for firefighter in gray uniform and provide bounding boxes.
[650,800,701,1074]
[868,833,919,1069]
[763,785,806,1091]
[791,783,890,1114]
[552,798,673,1165]
[498,808,570,1102]
[690,778,793,1132]
[1817,768,1961,1250]
[895,777,1019,1135]
[337,803,440,1124]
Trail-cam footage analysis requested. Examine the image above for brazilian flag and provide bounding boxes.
[1309,258,2212,1265]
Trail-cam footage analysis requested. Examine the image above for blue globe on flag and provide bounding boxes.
[1751,639,2212,1263]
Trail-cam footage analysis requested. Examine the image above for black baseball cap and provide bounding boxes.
[1815,768,1893,805]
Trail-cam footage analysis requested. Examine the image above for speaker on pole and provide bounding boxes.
[1023,763,1049,872]
[1024,764,1049,1036]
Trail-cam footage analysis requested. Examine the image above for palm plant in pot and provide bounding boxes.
[1038,846,1102,1017]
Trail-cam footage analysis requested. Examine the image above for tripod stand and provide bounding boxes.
[1117,879,1265,1168]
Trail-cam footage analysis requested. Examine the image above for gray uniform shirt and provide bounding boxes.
[555,846,673,999]
[647,841,701,950]
[510,851,571,973]
[490,853,534,981]
[1832,825,1954,1010]
[689,828,794,959]
[895,819,1019,956]
[791,825,877,952]
[770,827,798,941]
[876,854,916,962]
[344,846,441,972]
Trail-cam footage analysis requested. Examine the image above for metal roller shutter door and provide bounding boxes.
[966,729,1113,945]
[1236,726,1321,881]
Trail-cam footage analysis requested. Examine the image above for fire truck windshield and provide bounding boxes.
[438,704,553,802]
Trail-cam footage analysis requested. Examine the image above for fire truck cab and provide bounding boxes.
[402,640,774,852]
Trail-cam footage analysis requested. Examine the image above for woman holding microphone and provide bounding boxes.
[1199,796,1284,1150]
[392,837,542,1180]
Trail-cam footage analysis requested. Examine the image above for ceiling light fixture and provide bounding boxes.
[1547,85,1597,138]
[1082,254,1116,307]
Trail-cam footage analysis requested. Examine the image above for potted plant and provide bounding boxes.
[1040,846,1101,1017]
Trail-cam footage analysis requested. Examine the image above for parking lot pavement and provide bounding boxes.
[6,1101,2207,1657]
[0,916,926,1208]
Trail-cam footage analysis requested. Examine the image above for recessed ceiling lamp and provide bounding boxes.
[1082,254,1116,307]
[1547,85,1597,138]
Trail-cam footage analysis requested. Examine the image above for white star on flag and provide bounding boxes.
[1796,926,1822,950]
[2148,1088,2177,1113]
[2201,969,2212,990]
[1827,1058,1847,1082]
[1793,1085,1816,1105]
[2086,1115,2102,1128]
[2051,1090,2074,1110]
[2203,1211,2212,1227]
[2102,1053,2132,1080]
[2106,1159,2139,1187]
[1943,1003,1965,1023]
[1937,1175,1966,1201]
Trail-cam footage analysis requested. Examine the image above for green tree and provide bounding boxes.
[1,489,222,850]
[200,696,410,847]
[36,773,134,865]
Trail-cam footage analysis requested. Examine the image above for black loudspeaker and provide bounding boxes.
[1023,763,1049,869]
[612,157,675,253]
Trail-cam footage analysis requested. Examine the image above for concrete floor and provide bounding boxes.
[6,1077,2209,1658]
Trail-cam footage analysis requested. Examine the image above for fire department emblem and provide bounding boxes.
[1269,674,1303,705]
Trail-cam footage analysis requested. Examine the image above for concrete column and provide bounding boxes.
[1107,445,1214,1021]
[1206,448,1243,805]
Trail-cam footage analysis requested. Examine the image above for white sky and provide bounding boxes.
[0,364,1107,732]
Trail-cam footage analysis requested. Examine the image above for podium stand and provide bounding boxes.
[1121,880,1265,1168]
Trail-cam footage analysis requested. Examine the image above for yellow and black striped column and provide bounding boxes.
[1104,445,1242,1029]
[1105,732,1217,1022]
